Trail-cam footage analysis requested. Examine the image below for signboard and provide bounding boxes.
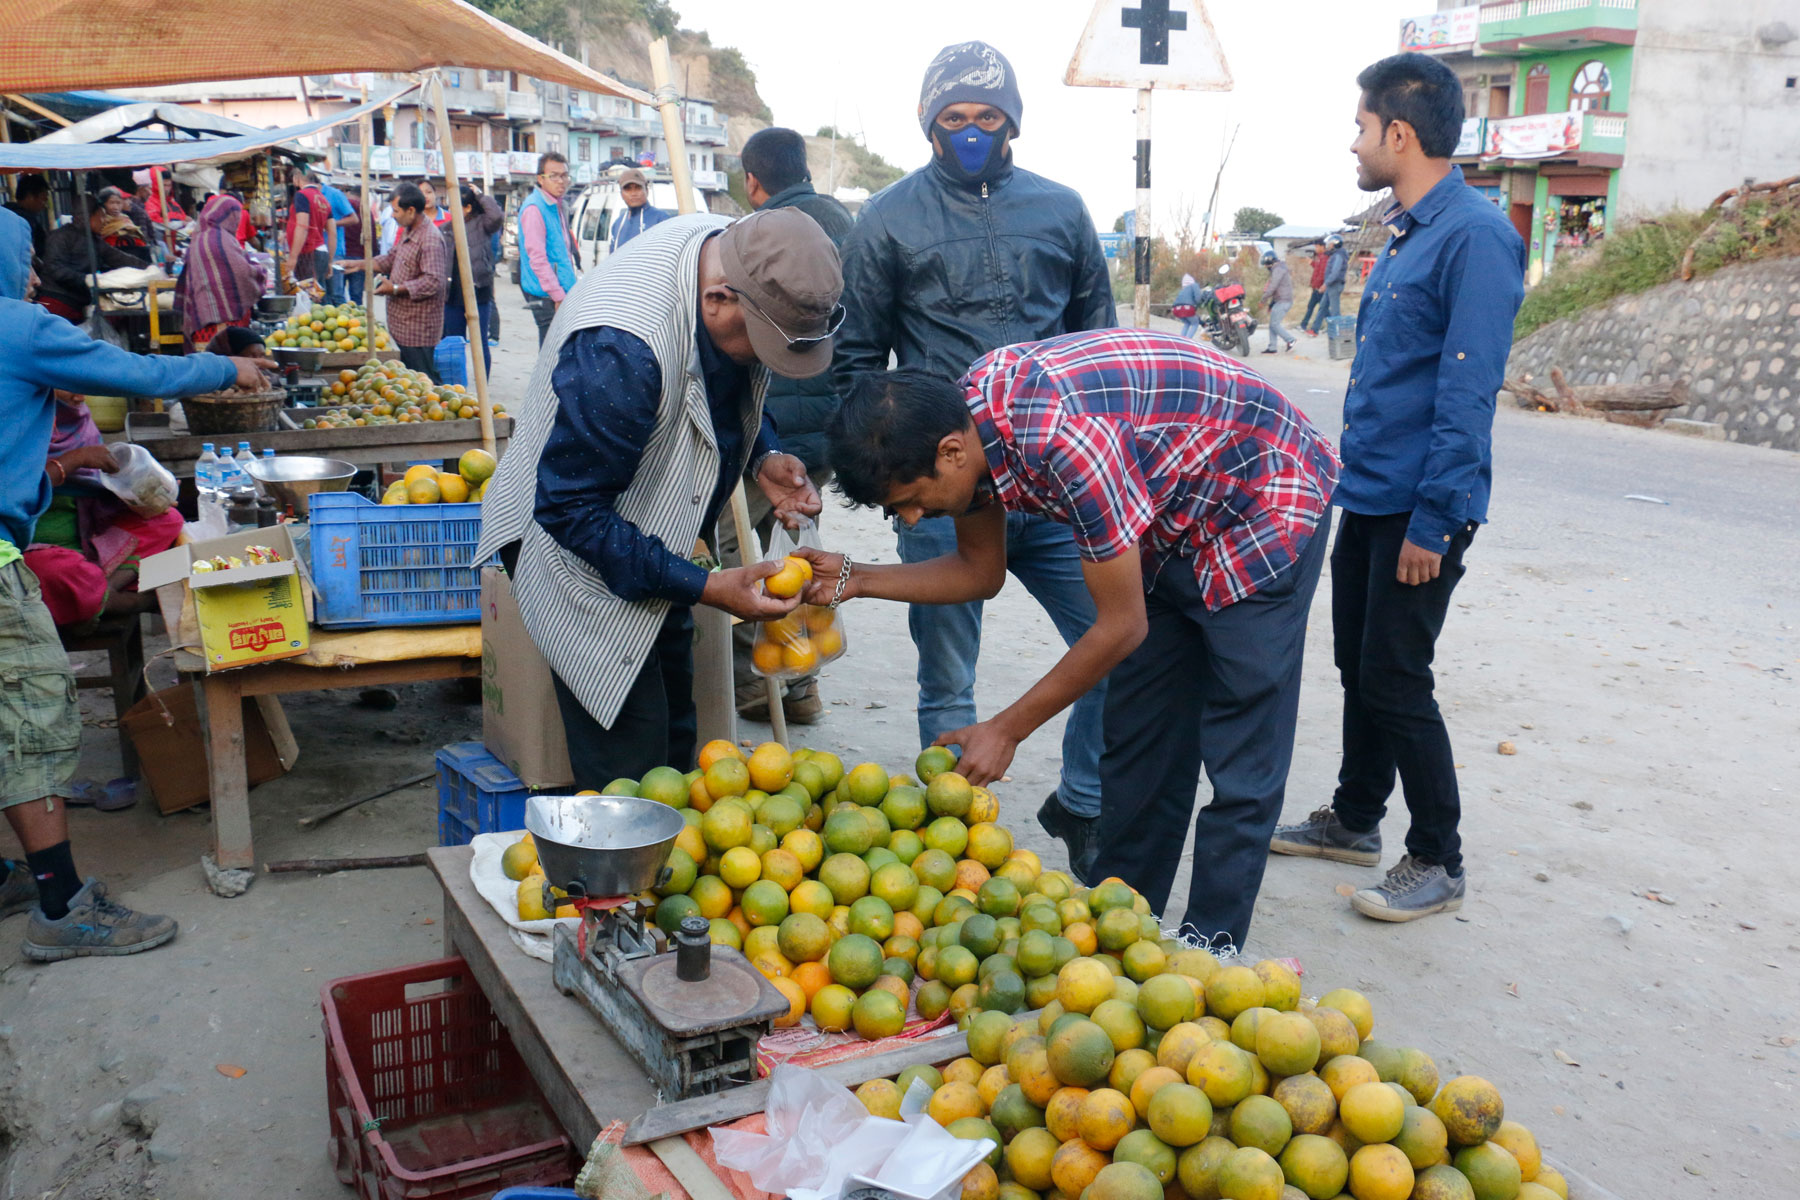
[1399,6,1480,52]
[1482,112,1582,162]
[1066,0,1232,91]
[1098,232,1127,259]
[1454,116,1485,158]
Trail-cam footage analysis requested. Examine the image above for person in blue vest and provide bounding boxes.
[609,168,670,254]
[518,152,581,346]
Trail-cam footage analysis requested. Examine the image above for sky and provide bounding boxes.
[671,0,1427,238]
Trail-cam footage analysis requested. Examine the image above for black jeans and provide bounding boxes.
[1329,511,1477,874]
[397,343,439,383]
[526,294,557,346]
[1300,289,1324,330]
[550,606,697,789]
[1089,525,1328,951]
[444,283,494,375]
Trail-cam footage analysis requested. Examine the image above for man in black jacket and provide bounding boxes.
[722,126,855,725]
[37,200,147,323]
[833,41,1117,880]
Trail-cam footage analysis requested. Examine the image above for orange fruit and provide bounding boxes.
[790,960,832,1000]
[1045,1086,1089,1142]
[1049,1139,1109,1197]
[769,976,805,1028]
[1348,1144,1413,1200]
[927,1081,985,1126]
[811,983,856,1031]
[705,757,751,800]
[698,739,743,770]
[764,555,813,598]
[751,640,785,674]
[1076,1087,1137,1151]
[748,742,795,792]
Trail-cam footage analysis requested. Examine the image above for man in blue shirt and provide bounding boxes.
[317,178,356,303]
[1270,53,1524,922]
[609,167,670,254]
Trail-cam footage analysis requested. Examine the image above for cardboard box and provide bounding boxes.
[141,527,310,671]
[480,567,574,789]
[122,687,297,814]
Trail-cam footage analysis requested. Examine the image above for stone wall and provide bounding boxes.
[1506,257,1800,452]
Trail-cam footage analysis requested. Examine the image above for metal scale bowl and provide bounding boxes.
[533,795,791,1100]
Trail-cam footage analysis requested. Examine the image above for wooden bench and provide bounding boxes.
[60,614,148,776]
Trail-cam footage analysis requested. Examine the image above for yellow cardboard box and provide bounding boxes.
[141,527,311,671]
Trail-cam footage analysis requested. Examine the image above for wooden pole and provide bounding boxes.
[651,37,785,744]
[358,86,376,345]
[428,72,496,454]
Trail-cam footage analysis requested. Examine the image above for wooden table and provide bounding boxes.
[128,411,513,478]
[426,844,970,1150]
[180,626,481,869]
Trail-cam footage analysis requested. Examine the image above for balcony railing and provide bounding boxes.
[1478,0,1637,53]
[685,120,729,145]
[691,169,728,191]
[506,90,543,119]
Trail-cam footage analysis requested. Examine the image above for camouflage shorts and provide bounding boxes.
[0,561,80,809]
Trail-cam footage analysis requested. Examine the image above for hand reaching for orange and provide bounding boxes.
[764,555,814,598]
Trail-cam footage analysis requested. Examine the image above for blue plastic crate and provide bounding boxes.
[434,335,469,388]
[435,742,531,846]
[309,491,493,628]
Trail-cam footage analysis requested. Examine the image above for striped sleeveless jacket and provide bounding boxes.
[475,214,768,727]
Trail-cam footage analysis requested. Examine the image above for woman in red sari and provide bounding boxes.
[175,194,267,350]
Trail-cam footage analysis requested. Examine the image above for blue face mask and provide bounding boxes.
[933,121,1009,185]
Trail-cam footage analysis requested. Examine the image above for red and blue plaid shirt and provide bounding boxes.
[961,330,1341,611]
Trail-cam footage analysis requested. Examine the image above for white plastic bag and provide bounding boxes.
[97,443,180,516]
[750,518,848,682]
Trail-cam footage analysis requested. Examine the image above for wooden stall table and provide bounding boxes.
[425,844,970,1152]
[177,626,482,870]
[126,411,513,478]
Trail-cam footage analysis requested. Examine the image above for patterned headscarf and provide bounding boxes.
[175,194,266,335]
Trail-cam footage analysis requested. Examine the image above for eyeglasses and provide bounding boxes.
[541,171,570,181]
[727,287,846,350]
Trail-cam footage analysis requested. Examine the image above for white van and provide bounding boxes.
[569,168,709,269]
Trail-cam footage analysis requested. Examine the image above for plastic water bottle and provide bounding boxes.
[235,441,256,474]
[196,443,221,498]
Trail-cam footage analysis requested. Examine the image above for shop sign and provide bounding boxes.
[1482,112,1582,162]
[1454,117,1484,158]
[1400,6,1479,52]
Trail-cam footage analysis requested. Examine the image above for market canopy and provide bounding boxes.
[0,87,411,171]
[0,0,652,104]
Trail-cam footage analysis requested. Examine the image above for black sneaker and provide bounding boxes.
[1037,792,1101,885]
[1351,855,1465,922]
[1269,806,1381,866]
[0,859,38,920]
[22,879,178,961]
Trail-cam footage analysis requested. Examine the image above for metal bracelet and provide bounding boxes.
[829,555,853,609]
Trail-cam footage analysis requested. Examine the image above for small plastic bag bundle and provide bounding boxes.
[749,518,848,682]
[97,443,180,516]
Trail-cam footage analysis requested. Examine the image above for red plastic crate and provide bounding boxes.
[322,957,575,1200]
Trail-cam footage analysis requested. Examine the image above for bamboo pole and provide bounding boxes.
[651,37,786,745]
[358,86,376,344]
[427,72,496,454]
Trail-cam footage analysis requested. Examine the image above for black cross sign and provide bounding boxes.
[1121,0,1188,66]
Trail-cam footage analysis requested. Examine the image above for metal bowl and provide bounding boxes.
[242,455,355,517]
[526,794,685,900]
[272,345,325,372]
[256,294,297,317]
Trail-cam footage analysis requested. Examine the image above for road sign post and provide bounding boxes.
[1067,0,1233,329]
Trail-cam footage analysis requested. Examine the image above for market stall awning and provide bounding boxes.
[0,0,651,104]
[0,87,410,171]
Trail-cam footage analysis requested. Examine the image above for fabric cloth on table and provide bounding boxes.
[176,195,267,338]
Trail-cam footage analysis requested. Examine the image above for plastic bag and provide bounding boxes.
[750,517,848,681]
[712,1063,890,1195]
[96,443,179,516]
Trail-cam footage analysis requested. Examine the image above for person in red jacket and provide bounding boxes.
[1300,245,1328,337]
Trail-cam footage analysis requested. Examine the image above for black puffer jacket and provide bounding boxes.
[833,157,1115,395]
[761,183,854,471]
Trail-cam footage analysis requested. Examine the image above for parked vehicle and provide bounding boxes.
[1200,263,1257,357]
[568,167,708,270]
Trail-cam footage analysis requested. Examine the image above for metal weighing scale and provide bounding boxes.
[533,795,791,1100]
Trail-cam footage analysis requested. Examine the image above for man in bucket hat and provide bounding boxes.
[476,209,843,784]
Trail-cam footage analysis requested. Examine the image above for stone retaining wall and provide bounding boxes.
[1506,257,1800,452]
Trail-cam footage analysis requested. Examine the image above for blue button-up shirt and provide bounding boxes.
[534,317,777,606]
[1336,167,1525,550]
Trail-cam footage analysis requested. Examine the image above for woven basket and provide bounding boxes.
[181,389,286,435]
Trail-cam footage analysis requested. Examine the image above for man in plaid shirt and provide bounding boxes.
[809,330,1339,950]
[338,182,448,380]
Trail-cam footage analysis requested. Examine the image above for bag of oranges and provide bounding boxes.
[749,518,849,682]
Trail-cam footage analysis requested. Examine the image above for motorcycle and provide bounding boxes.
[1199,263,1256,358]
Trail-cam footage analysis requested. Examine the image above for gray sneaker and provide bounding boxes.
[22,879,178,961]
[1350,855,1465,922]
[1269,806,1382,866]
[0,859,38,920]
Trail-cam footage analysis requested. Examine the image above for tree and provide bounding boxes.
[1232,206,1284,237]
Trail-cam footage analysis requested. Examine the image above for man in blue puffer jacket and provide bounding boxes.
[833,41,1117,881]
[0,208,272,962]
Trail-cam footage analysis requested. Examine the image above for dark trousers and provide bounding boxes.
[397,343,439,383]
[1090,526,1328,951]
[1306,285,1343,333]
[550,607,697,789]
[526,294,557,346]
[1329,511,1477,874]
[1300,289,1324,330]
[444,284,494,374]
[344,271,364,305]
